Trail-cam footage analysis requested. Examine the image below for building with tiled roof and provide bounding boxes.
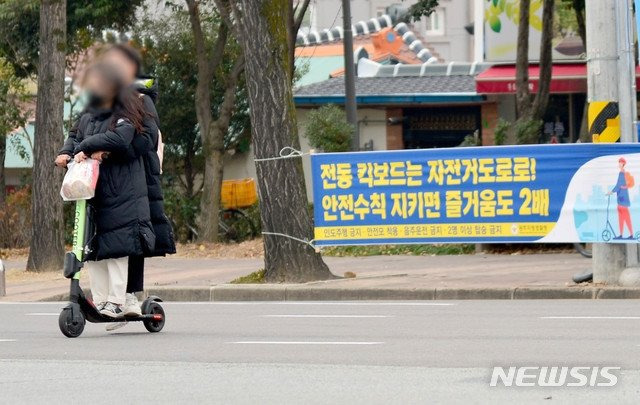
[299,0,476,62]
[294,15,440,87]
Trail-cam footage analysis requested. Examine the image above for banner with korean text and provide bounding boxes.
[311,144,640,246]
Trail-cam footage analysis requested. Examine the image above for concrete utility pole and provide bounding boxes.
[616,0,640,271]
[587,0,637,283]
[342,0,359,150]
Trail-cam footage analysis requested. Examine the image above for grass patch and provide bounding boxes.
[322,244,475,257]
[230,268,266,284]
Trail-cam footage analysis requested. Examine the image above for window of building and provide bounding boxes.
[425,9,445,36]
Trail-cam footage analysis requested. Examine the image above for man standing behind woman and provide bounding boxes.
[100,44,176,316]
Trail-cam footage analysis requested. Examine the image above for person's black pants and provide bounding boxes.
[127,255,144,293]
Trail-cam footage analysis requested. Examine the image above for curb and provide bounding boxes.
[39,285,640,302]
[36,285,636,302]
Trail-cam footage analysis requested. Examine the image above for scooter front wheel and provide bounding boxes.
[602,229,612,242]
[142,302,165,333]
[59,308,85,338]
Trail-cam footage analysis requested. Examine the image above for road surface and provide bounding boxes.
[1,300,639,403]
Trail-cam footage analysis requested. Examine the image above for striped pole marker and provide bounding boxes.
[589,101,620,143]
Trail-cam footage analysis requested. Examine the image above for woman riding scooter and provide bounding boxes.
[55,62,155,318]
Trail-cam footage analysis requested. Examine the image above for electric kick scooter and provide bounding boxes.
[58,198,165,338]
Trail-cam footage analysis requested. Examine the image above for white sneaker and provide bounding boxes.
[100,302,124,318]
[106,321,128,332]
[123,293,142,317]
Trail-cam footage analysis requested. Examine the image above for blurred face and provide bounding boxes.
[83,70,117,108]
[619,161,625,171]
[102,49,137,84]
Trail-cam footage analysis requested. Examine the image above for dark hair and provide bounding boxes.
[106,43,143,77]
[84,62,146,133]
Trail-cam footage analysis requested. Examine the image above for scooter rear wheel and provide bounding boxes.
[143,302,165,333]
[59,308,85,338]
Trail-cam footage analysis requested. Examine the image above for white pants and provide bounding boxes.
[86,257,128,305]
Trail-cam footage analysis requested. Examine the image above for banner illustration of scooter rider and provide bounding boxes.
[606,157,637,240]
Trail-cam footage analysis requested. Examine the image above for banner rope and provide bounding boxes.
[255,146,319,251]
[261,231,319,251]
[254,147,309,162]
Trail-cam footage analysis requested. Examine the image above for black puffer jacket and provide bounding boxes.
[133,82,176,256]
[60,108,155,261]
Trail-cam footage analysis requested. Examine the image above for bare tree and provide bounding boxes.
[567,0,585,47]
[27,0,66,272]
[514,0,555,143]
[515,0,532,118]
[288,0,311,77]
[185,0,244,242]
[223,0,334,282]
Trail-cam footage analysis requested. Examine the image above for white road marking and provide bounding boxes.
[25,313,59,316]
[263,315,390,318]
[229,341,384,345]
[0,339,17,342]
[541,316,640,319]
[166,302,454,306]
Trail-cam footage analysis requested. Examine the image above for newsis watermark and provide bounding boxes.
[490,366,621,387]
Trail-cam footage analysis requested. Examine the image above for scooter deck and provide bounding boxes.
[77,295,163,324]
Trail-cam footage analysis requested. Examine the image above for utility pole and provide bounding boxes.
[617,0,637,145]
[616,0,640,269]
[342,0,359,150]
[587,0,635,283]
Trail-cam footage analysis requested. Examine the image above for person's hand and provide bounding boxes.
[91,151,108,162]
[74,151,87,163]
[606,191,613,196]
[55,154,70,168]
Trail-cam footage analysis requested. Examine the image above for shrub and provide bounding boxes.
[459,130,481,147]
[494,118,510,145]
[163,185,200,243]
[515,118,543,144]
[304,104,353,152]
[0,186,31,248]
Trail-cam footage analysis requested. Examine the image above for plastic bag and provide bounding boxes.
[60,158,100,201]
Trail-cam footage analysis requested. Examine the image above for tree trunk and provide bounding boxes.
[187,0,243,242]
[230,0,333,282]
[184,144,195,199]
[198,137,224,241]
[186,0,219,242]
[572,0,586,49]
[197,60,243,241]
[532,0,554,120]
[578,100,590,142]
[515,0,554,146]
[289,0,311,79]
[27,0,66,272]
[515,0,531,118]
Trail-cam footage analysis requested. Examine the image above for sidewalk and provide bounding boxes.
[1,252,622,302]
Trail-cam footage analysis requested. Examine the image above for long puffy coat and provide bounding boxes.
[133,84,176,256]
[60,108,155,261]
